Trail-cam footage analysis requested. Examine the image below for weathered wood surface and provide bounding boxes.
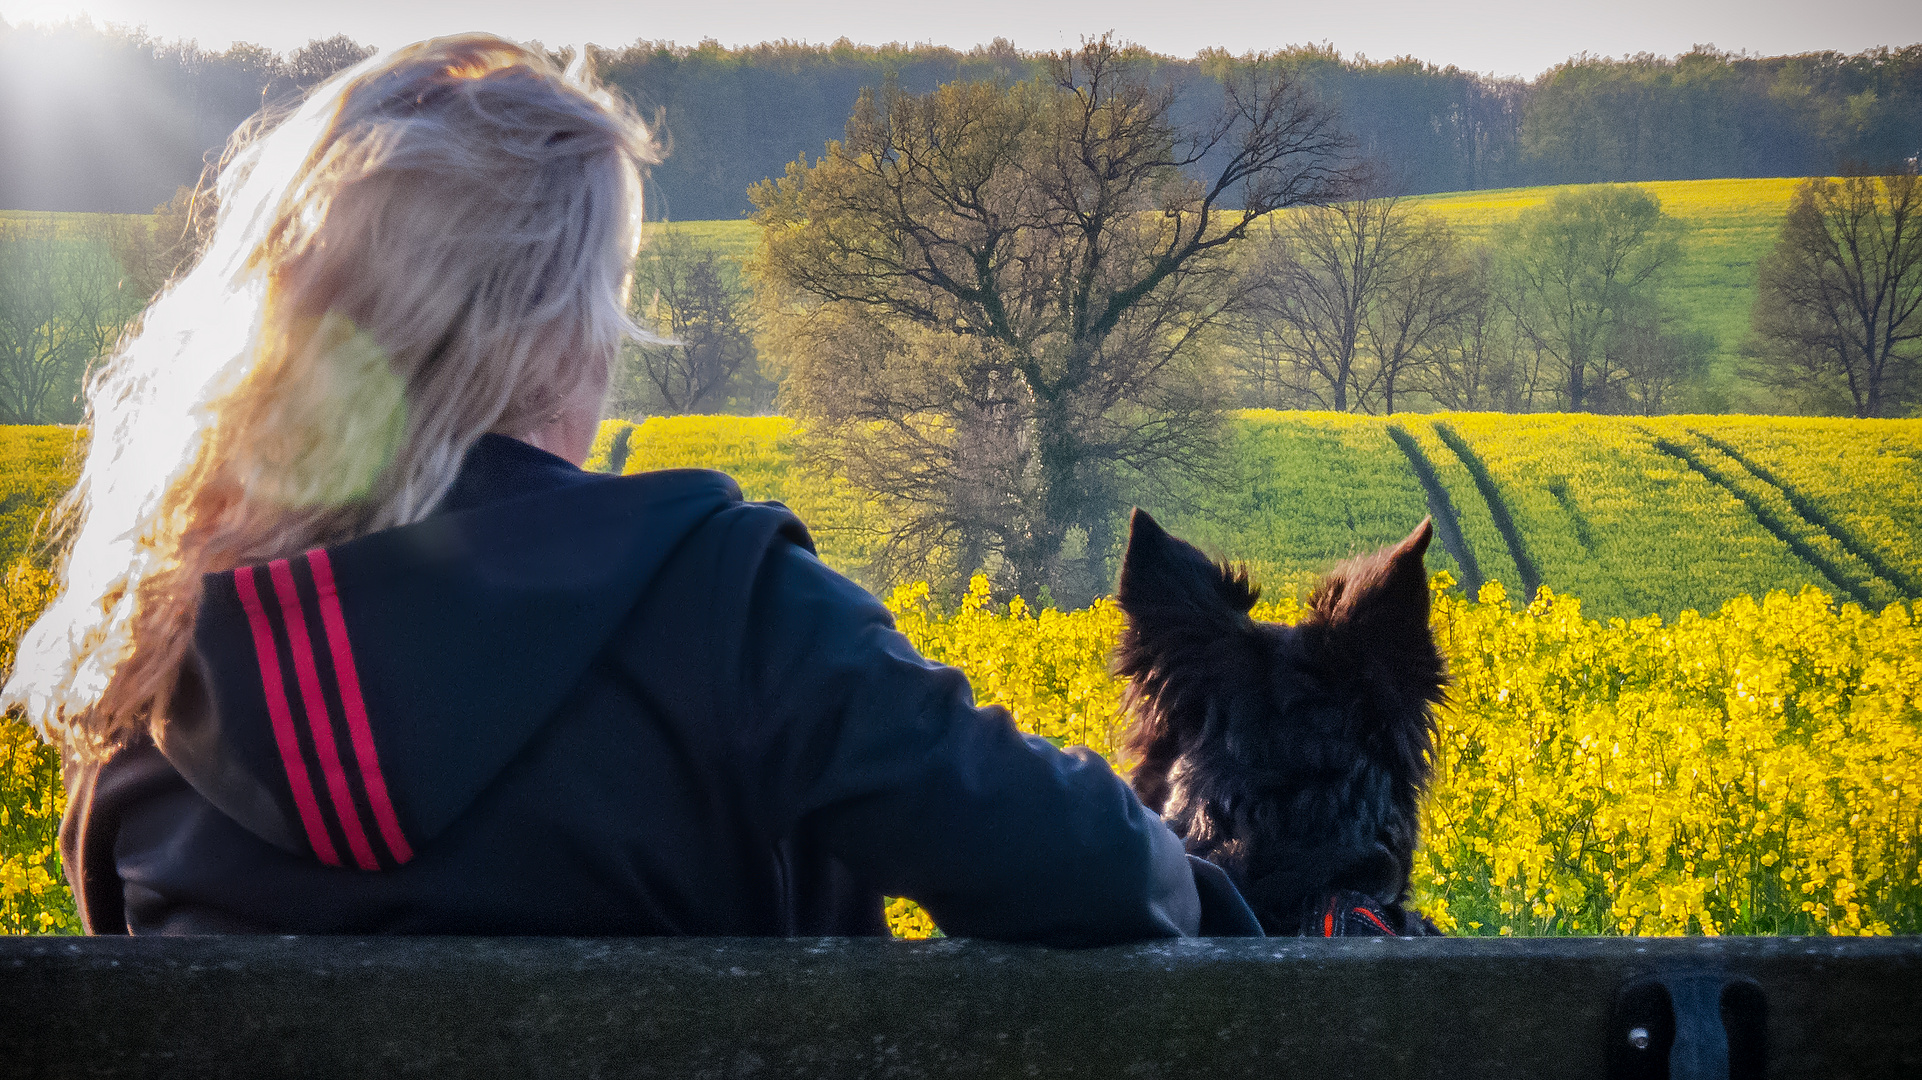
[1,935,1915,1078]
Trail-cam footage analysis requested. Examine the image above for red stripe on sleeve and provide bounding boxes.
[233,566,342,867]
[306,548,414,865]
[1353,906,1396,935]
[269,558,379,872]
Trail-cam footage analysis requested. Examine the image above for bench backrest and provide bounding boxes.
[3,935,1916,1078]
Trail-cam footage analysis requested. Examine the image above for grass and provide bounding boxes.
[0,210,129,235]
[1397,421,1527,601]
[1431,412,1837,619]
[1674,417,1922,594]
[1124,407,1920,622]
[1157,411,1442,600]
[645,219,760,264]
[613,414,884,572]
[7,411,1916,623]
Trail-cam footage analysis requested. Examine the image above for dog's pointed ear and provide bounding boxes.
[1116,509,1259,628]
[1308,517,1443,700]
[1396,516,1434,562]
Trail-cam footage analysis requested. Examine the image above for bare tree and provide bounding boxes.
[1230,199,1389,412]
[1363,216,1471,413]
[0,219,72,423]
[754,37,1348,602]
[65,219,146,363]
[1412,245,1533,410]
[617,231,762,415]
[1229,192,1460,414]
[103,185,218,300]
[1607,300,1714,415]
[1746,172,1922,418]
[286,35,377,89]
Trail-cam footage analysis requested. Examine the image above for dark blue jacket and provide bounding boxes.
[63,435,1253,941]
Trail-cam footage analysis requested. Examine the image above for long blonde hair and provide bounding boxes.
[4,34,659,757]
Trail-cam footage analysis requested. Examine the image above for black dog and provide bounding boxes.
[1114,509,1447,936]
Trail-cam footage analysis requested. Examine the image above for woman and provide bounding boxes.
[5,35,1251,939]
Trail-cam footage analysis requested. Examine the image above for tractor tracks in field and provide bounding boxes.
[1690,430,1922,600]
[1385,423,1483,597]
[1432,422,1543,603]
[1648,433,1879,607]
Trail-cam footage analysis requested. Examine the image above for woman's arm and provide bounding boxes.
[736,537,1202,946]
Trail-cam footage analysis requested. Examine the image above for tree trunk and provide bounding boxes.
[1566,348,1587,411]
[1026,396,1090,606]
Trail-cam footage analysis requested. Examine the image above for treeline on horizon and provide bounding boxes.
[1,20,1919,217]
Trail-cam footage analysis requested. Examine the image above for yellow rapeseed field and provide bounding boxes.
[879,574,1920,939]
[609,415,885,572]
[1422,577,1919,937]
[0,561,75,934]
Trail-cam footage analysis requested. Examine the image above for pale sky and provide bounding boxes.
[3,0,1918,80]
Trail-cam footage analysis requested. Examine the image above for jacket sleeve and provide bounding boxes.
[735,537,1202,946]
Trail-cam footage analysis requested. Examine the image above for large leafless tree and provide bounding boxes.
[753,37,1348,602]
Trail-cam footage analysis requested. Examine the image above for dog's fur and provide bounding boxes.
[1114,509,1447,935]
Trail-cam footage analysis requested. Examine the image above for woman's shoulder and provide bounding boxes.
[439,433,739,513]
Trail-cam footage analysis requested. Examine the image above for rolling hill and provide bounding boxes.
[652,176,1804,408]
[25,176,1812,413]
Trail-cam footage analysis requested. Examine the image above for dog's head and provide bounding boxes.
[1113,509,1446,916]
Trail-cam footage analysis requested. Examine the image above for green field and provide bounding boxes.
[1162,411,1922,620]
[644,218,761,262]
[0,210,127,233]
[1408,178,1808,408]
[578,412,1922,622]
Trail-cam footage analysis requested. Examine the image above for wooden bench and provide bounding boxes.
[2,935,1916,1078]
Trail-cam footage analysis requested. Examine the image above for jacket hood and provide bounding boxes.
[158,435,761,869]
